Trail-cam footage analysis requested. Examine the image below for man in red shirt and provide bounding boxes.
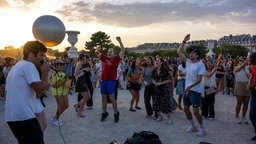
[95,36,125,123]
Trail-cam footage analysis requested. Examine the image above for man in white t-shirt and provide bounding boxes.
[177,34,206,137]
[5,41,50,144]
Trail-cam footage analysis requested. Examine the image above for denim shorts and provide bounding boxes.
[183,90,201,108]
[101,80,116,95]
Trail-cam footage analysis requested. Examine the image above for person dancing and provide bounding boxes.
[126,59,143,112]
[152,57,177,125]
[74,53,91,117]
[95,36,125,123]
[177,34,207,137]
[51,59,69,125]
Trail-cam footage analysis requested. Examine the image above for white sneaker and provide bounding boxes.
[52,119,63,126]
[208,118,214,121]
[154,117,163,122]
[242,117,249,124]
[186,126,198,133]
[166,118,173,125]
[52,116,63,123]
[196,127,206,137]
[236,117,242,124]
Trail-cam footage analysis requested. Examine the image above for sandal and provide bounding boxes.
[77,111,86,117]
[74,104,79,112]
[129,108,136,112]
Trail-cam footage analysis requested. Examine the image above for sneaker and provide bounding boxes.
[114,111,120,123]
[101,112,109,122]
[154,117,163,122]
[52,116,63,123]
[242,117,249,124]
[236,117,242,124]
[146,114,153,118]
[166,118,173,125]
[186,126,198,133]
[52,118,63,126]
[208,117,214,121]
[196,127,206,137]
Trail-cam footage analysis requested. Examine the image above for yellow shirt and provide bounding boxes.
[51,72,68,96]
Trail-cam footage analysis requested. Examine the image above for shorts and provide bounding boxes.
[127,82,142,91]
[183,90,201,108]
[176,79,185,95]
[75,77,89,92]
[101,80,116,95]
[234,81,250,96]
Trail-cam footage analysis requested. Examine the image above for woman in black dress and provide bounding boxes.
[152,57,177,125]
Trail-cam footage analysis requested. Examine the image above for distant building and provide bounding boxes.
[126,34,256,53]
[218,34,256,50]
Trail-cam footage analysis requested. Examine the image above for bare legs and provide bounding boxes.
[54,96,69,120]
[236,96,250,118]
[35,111,47,132]
[178,95,183,110]
[74,91,90,117]
[102,94,117,113]
[184,106,203,125]
[128,90,140,111]
[215,77,224,94]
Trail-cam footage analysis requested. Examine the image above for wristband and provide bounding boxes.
[182,41,186,44]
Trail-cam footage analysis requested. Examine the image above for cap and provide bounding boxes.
[55,58,64,64]
[192,49,201,57]
[238,56,245,61]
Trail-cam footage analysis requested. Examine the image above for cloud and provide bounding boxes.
[55,0,256,28]
[0,0,10,8]
[1,0,37,10]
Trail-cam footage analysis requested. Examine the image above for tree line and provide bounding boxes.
[0,31,249,60]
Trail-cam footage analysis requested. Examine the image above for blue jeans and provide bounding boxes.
[250,88,256,135]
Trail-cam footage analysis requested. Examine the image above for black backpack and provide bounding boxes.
[124,131,162,144]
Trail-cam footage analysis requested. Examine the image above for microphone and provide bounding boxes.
[40,60,58,72]
[49,65,59,72]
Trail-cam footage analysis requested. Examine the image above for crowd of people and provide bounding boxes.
[2,34,256,143]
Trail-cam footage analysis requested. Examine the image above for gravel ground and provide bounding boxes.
[0,87,255,144]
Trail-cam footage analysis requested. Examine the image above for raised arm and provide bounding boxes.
[177,34,190,62]
[116,36,125,58]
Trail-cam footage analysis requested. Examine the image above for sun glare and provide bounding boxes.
[0,9,36,49]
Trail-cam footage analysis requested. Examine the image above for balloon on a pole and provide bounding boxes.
[32,15,66,47]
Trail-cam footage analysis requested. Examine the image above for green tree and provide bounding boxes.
[213,44,249,57]
[85,31,114,57]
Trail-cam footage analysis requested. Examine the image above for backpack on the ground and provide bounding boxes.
[124,131,162,144]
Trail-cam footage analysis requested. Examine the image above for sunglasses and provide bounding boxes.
[56,63,64,66]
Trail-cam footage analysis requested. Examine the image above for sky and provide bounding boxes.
[0,0,255,51]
